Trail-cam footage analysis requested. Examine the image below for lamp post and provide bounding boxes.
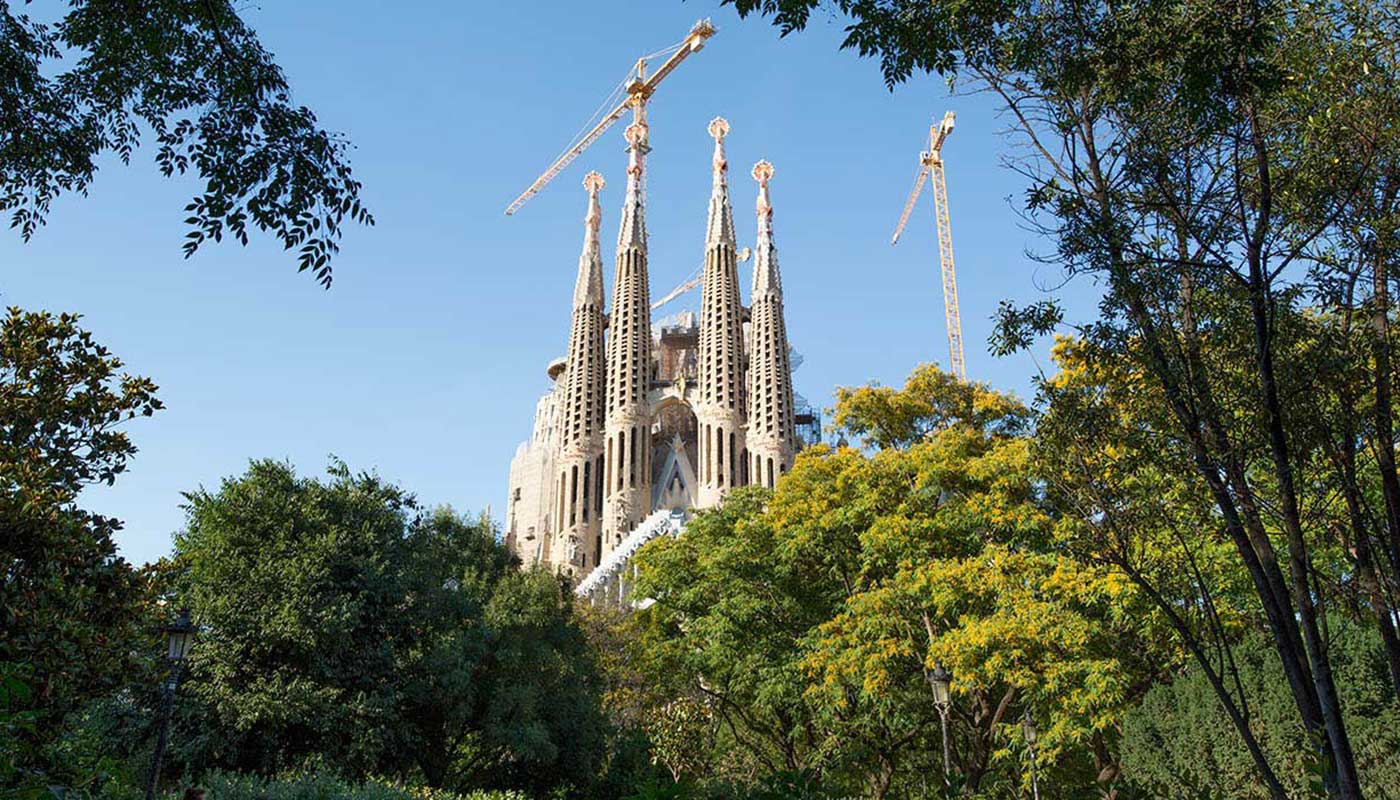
[144,608,195,800]
[927,664,952,784]
[1022,707,1041,800]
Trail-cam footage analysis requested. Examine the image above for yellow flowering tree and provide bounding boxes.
[805,366,1167,797]
[635,364,1171,798]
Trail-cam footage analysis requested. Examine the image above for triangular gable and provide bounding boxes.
[653,434,698,511]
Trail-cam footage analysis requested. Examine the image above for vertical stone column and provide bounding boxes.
[696,118,748,508]
[550,172,609,574]
[745,160,796,488]
[603,122,654,553]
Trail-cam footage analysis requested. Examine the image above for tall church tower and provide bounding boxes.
[695,118,747,506]
[506,116,817,583]
[551,172,609,573]
[746,161,796,487]
[603,122,654,553]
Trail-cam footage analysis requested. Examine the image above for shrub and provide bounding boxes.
[188,771,529,800]
[1121,618,1400,799]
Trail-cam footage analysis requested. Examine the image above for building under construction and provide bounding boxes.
[503,117,819,575]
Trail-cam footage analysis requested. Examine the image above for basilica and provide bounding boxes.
[504,117,813,575]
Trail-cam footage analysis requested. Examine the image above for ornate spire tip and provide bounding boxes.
[708,117,730,141]
[583,171,605,194]
[752,160,775,186]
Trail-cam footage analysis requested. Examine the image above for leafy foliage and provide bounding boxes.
[0,308,161,792]
[192,769,529,800]
[726,1,1400,796]
[831,365,1030,449]
[0,1,372,285]
[1122,620,1400,799]
[0,307,162,503]
[633,365,1165,798]
[170,460,606,792]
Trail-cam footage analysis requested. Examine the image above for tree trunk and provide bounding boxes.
[1113,549,1289,800]
[1330,406,1400,700]
[1122,274,1333,794]
[1092,729,1121,800]
[1369,248,1400,586]
[1245,250,1364,799]
[1075,111,1335,797]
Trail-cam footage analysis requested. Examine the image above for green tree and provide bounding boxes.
[725,1,1400,795]
[633,488,831,785]
[634,365,1165,798]
[465,569,608,795]
[1,1,372,285]
[0,307,161,790]
[1121,619,1400,799]
[171,460,605,792]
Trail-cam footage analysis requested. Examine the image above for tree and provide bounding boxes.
[171,459,606,791]
[465,569,609,795]
[1121,619,1400,799]
[810,366,1166,799]
[634,365,1167,798]
[725,1,1400,796]
[0,307,161,789]
[634,489,834,785]
[1035,335,1297,796]
[1,1,373,286]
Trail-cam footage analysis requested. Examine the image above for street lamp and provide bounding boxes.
[926,664,952,784]
[145,608,196,800]
[165,609,196,662]
[1022,707,1041,800]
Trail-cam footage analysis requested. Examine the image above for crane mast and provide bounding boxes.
[891,111,965,379]
[504,20,716,216]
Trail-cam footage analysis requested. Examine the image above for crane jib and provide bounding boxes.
[503,20,717,216]
[503,104,630,216]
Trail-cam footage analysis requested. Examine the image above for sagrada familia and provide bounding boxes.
[504,116,814,576]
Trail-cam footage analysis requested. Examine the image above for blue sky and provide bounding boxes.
[3,0,1086,567]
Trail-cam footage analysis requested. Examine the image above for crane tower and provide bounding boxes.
[891,111,965,379]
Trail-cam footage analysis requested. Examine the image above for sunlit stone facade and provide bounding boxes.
[504,118,809,576]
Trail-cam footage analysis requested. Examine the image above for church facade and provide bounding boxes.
[504,117,809,575]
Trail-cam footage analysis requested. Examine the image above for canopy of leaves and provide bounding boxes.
[1122,619,1400,798]
[1,1,372,285]
[633,365,1167,798]
[171,460,606,792]
[0,308,159,792]
[194,769,532,800]
[727,1,1400,795]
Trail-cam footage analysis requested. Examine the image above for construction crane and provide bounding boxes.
[891,111,965,379]
[504,19,717,216]
[650,247,751,311]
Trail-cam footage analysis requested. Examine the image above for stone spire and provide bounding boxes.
[746,160,796,488]
[550,172,609,574]
[575,171,606,306]
[617,122,648,251]
[751,161,782,298]
[603,122,654,551]
[696,118,748,507]
[704,118,736,248]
